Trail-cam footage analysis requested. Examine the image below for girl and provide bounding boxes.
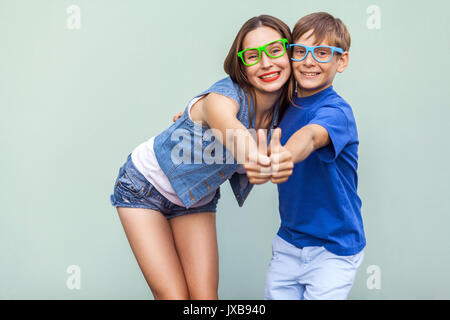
[110,15,294,300]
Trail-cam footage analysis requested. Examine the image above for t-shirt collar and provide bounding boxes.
[294,86,335,108]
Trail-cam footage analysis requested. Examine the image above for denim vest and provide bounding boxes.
[153,77,279,208]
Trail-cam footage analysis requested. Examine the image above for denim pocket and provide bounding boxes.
[117,169,148,198]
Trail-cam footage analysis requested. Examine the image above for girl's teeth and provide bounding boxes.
[261,72,279,79]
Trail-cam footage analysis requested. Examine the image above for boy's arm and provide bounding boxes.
[284,124,331,164]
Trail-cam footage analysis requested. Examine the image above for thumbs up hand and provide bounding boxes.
[243,129,272,185]
[243,128,293,185]
[267,128,294,184]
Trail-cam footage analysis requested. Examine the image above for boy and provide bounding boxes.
[255,12,366,300]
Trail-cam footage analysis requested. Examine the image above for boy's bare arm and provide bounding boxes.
[284,124,331,164]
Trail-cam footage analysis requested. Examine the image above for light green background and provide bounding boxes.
[1,0,449,299]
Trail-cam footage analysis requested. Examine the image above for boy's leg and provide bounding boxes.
[264,235,305,300]
[301,247,365,300]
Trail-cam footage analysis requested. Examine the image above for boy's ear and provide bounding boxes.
[336,52,349,73]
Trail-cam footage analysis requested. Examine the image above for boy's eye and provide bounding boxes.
[314,47,332,57]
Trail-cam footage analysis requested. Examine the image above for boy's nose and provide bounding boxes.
[303,51,316,65]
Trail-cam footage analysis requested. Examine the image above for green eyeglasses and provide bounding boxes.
[237,38,288,66]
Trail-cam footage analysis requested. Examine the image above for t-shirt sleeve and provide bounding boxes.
[308,106,350,163]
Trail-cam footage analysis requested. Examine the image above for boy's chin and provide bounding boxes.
[297,82,330,97]
[299,79,324,89]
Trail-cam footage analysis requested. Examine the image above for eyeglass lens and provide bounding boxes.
[291,46,333,62]
[243,41,286,65]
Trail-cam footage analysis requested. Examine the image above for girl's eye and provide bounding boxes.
[244,50,259,62]
[270,49,281,56]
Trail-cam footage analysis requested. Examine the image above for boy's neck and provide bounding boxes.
[297,83,333,98]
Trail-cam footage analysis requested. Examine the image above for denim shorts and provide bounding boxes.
[110,154,221,219]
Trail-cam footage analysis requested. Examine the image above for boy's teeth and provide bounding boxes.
[261,72,279,79]
[303,72,319,76]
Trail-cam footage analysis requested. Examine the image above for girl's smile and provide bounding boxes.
[259,71,282,82]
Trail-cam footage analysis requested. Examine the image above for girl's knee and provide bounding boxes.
[152,286,190,300]
[188,290,218,300]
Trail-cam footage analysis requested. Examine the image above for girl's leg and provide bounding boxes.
[117,207,189,300]
[169,212,219,300]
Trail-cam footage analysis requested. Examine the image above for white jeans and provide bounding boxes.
[264,235,364,300]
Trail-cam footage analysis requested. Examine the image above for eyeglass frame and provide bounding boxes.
[289,44,344,63]
[237,38,289,67]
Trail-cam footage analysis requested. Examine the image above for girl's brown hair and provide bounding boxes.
[224,15,294,128]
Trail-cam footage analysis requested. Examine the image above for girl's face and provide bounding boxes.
[242,26,291,96]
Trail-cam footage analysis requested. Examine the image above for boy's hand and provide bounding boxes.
[173,111,183,122]
[267,128,294,184]
[243,129,272,185]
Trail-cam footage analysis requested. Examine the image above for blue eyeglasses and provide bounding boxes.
[289,44,344,63]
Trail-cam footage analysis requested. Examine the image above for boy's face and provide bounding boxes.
[292,29,349,97]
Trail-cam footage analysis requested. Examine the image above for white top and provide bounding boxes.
[132,135,218,207]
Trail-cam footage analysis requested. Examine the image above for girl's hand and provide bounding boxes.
[173,111,183,122]
[243,129,272,185]
[267,128,294,184]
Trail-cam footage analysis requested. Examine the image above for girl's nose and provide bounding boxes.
[260,51,273,68]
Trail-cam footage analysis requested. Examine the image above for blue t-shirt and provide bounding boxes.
[277,86,366,256]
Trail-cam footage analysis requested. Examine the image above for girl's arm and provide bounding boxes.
[202,93,271,177]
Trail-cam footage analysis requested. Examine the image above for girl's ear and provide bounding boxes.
[337,52,349,73]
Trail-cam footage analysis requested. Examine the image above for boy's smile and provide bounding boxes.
[292,30,348,97]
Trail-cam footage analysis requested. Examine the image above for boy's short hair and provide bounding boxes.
[292,12,351,52]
